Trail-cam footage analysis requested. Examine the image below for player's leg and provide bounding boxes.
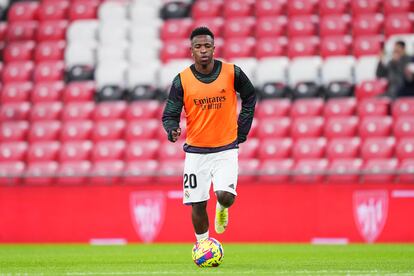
[191,201,209,240]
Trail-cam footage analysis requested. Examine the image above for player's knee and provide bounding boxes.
[216,191,235,208]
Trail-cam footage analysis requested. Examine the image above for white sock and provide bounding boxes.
[195,231,209,241]
[216,202,225,211]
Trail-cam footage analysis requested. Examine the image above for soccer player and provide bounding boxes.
[162,27,256,241]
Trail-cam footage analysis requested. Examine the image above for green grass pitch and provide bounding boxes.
[0,243,413,275]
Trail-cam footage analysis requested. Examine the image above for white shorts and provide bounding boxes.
[183,149,238,204]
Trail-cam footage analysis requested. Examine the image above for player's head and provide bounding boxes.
[190,27,215,67]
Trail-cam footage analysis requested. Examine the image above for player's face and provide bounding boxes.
[191,35,215,66]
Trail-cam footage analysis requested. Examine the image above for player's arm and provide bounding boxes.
[162,75,184,143]
[234,65,257,144]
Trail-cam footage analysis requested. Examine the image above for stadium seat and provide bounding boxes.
[257,117,291,138]
[28,120,61,142]
[396,138,414,160]
[8,1,39,22]
[287,0,318,15]
[384,0,412,14]
[59,140,93,161]
[160,1,192,19]
[98,21,129,47]
[351,0,382,15]
[125,101,160,120]
[292,158,328,183]
[68,0,99,21]
[0,141,28,162]
[60,120,93,141]
[0,161,25,185]
[30,102,63,121]
[161,18,193,41]
[398,159,414,183]
[290,98,324,118]
[38,0,69,21]
[255,98,291,118]
[95,61,127,90]
[292,137,327,160]
[158,59,192,93]
[192,17,224,38]
[33,61,65,82]
[92,140,126,161]
[319,0,350,16]
[2,61,35,83]
[239,159,260,183]
[321,56,355,97]
[352,14,384,36]
[90,160,124,185]
[125,140,159,161]
[127,63,160,99]
[125,119,159,141]
[357,97,391,117]
[288,56,322,97]
[392,97,414,118]
[355,56,380,83]
[353,35,383,57]
[324,97,357,117]
[326,137,361,159]
[255,0,287,17]
[157,160,184,184]
[0,102,31,121]
[65,43,96,68]
[158,141,185,161]
[0,121,29,142]
[324,116,359,138]
[160,39,191,63]
[393,117,414,139]
[354,79,388,100]
[385,14,413,37]
[35,40,65,62]
[36,20,68,42]
[290,117,324,139]
[258,159,293,183]
[92,120,126,141]
[320,15,351,37]
[63,81,95,102]
[238,138,259,159]
[57,161,92,185]
[256,16,287,38]
[361,137,396,160]
[4,41,36,63]
[6,21,38,42]
[326,158,362,183]
[288,15,318,37]
[66,19,98,44]
[362,158,398,183]
[223,0,254,18]
[124,160,159,185]
[31,81,65,103]
[223,17,255,38]
[27,141,60,162]
[93,101,127,121]
[98,1,127,22]
[24,161,59,185]
[223,37,256,60]
[258,138,293,160]
[1,82,32,103]
[255,37,288,60]
[320,35,352,58]
[61,102,95,121]
[191,0,223,19]
[359,116,393,138]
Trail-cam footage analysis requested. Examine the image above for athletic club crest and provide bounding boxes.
[353,190,389,243]
[130,191,166,243]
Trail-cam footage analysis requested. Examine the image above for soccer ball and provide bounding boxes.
[192,237,224,267]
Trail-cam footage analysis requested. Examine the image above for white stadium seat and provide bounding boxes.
[289,56,322,87]
[322,56,355,84]
[95,61,128,89]
[355,56,379,83]
[256,57,289,87]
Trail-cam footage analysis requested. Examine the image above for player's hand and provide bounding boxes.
[168,128,181,142]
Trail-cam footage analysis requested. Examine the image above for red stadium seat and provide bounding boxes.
[255,0,287,17]
[125,119,158,141]
[288,0,318,15]
[60,121,93,142]
[223,0,254,18]
[125,140,159,161]
[287,36,320,58]
[4,41,36,62]
[0,141,28,161]
[324,116,359,138]
[255,37,287,58]
[396,138,414,160]
[394,117,414,139]
[223,37,256,59]
[160,39,191,63]
[157,160,184,184]
[0,102,31,121]
[292,158,328,183]
[238,158,260,183]
[353,35,383,57]
[256,16,287,38]
[24,161,59,185]
[27,141,60,162]
[398,159,414,183]
[38,0,69,21]
[359,116,393,138]
[385,14,413,37]
[90,160,124,185]
[290,98,324,118]
[35,40,65,61]
[353,14,384,36]
[68,0,99,21]
[0,161,25,185]
[8,1,39,22]
[161,19,193,41]
[2,61,34,83]
[223,17,255,38]
[124,160,159,185]
[33,61,65,82]
[30,101,63,121]
[63,81,95,102]
[326,137,361,160]
[36,20,68,41]
[57,161,92,185]
[31,81,65,102]
[257,117,291,138]
[158,141,185,161]
[191,0,223,19]
[59,140,93,161]
[355,79,388,99]
[258,138,293,159]
[327,158,362,183]
[384,0,412,14]
[62,102,95,121]
[320,15,350,37]
[292,137,327,160]
[288,15,318,37]
[192,17,224,38]
[392,97,414,118]
[28,120,61,142]
[92,140,126,161]
[125,101,160,120]
[0,22,6,41]
[1,82,33,103]
[94,101,127,121]
[351,0,382,15]
[0,121,29,142]
[320,35,352,57]
[291,117,324,139]
[357,97,391,117]
[92,120,126,141]
[6,21,38,41]
[256,99,291,118]
[258,159,293,183]
[362,158,398,183]
[238,138,259,159]
[324,97,357,117]
[361,137,396,160]
[319,0,350,15]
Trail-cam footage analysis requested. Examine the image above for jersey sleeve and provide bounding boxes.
[162,74,184,140]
